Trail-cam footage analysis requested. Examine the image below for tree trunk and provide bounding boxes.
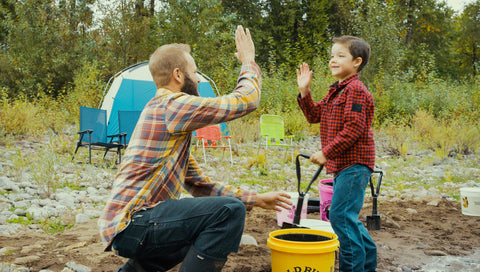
[473,44,477,77]
[405,0,414,45]
[150,0,154,16]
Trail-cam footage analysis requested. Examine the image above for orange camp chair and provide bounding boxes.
[194,125,233,165]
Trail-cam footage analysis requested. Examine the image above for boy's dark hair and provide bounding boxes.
[332,36,370,72]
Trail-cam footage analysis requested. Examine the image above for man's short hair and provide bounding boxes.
[149,43,191,87]
[332,36,370,72]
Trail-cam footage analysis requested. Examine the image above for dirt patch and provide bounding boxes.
[1,198,479,271]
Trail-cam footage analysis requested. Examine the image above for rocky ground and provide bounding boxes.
[0,135,479,271]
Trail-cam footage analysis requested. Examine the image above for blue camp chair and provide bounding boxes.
[72,106,126,164]
[118,110,142,146]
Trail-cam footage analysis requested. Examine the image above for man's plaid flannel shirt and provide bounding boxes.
[98,62,261,250]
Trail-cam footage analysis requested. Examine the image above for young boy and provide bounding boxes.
[296,36,376,272]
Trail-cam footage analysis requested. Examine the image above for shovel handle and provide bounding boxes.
[295,154,323,195]
[295,154,310,185]
[369,170,383,196]
[293,154,324,225]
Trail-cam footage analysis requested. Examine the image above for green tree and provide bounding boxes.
[327,0,355,37]
[395,0,456,80]
[351,0,404,84]
[0,0,95,99]
[457,0,480,77]
[259,0,330,74]
[0,0,15,46]
[96,0,159,75]
[155,0,239,93]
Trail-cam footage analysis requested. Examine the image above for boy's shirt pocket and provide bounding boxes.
[329,95,346,128]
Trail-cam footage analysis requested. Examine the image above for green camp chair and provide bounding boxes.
[258,114,294,161]
[118,110,142,146]
[72,106,126,164]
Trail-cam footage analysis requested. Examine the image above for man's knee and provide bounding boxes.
[224,198,246,219]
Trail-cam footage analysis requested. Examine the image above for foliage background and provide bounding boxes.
[0,0,479,154]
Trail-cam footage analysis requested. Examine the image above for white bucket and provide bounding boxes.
[276,192,309,226]
[299,219,335,234]
[460,187,480,216]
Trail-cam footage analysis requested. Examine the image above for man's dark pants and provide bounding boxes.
[112,196,246,271]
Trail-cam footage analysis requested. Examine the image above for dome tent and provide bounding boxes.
[99,61,227,137]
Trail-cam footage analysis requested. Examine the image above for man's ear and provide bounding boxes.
[172,68,183,84]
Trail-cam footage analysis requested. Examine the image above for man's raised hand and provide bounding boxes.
[235,25,255,64]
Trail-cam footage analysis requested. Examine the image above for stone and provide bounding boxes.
[20,245,42,254]
[423,249,447,256]
[240,234,258,246]
[406,208,418,214]
[0,247,18,256]
[427,199,441,206]
[13,209,27,216]
[0,176,19,192]
[14,255,41,265]
[75,214,90,224]
[65,242,87,251]
[65,261,92,272]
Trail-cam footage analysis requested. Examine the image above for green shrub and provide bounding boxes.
[0,99,42,136]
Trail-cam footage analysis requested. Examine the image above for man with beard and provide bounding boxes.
[98,26,292,272]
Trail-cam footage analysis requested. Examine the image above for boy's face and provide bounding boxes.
[329,42,362,82]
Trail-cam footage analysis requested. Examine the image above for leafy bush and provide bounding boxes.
[0,98,42,136]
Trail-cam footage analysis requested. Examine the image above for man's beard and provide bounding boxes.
[181,73,199,96]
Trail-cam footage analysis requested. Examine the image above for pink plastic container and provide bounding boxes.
[318,179,334,221]
[276,192,309,226]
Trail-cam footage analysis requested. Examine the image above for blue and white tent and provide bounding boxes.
[99,61,227,136]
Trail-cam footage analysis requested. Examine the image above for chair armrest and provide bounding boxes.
[78,129,93,135]
[107,133,127,144]
[107,133,126,138]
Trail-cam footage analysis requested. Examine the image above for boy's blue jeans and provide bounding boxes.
[111,196,246,271]
[330,164,377,272]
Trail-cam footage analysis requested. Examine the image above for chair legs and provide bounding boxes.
[201,139,207,163]
[227,138,233,165]
[258,136,294,163]
[195,138,233,165]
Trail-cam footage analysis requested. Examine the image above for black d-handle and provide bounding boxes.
[295,154,324,196]
[369,170,383,218]
[293,154,324,225]
[369,170,383,197]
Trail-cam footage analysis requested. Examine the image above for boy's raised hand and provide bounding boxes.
[235,25,255,64]
[297,62,312,97]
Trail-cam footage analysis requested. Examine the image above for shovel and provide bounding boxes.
[282,154,323,229]
[366,170,383,231]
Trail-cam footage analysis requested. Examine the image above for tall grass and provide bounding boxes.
[0,69,479,156]
[378,110,480,158]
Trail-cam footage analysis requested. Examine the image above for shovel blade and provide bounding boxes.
[366,215,381,230]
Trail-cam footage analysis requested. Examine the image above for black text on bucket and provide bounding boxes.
[286,266,332,272]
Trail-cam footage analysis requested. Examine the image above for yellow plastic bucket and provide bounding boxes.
[267,228,339,272]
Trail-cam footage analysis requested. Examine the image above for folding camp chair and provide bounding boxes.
[194,125,233,165]
[258,114,294,162]
[118,110,142,146]
[72,106,126,164]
